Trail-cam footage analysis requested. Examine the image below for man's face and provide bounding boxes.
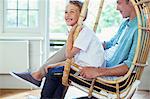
[116,0,131,18]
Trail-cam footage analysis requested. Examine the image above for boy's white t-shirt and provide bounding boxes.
[73,26,105,67]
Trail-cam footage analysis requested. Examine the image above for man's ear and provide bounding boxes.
[128,1,133,6]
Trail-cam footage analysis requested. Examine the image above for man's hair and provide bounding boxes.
[125,0,143,9]
[69,0,88,21]
[126,0,129,3]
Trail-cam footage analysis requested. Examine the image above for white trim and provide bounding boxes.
[0,36,43,40]
[27,40,30,71]
[40,0,49,62]
[3,28,41,34]
[0,0,3,33]
[40,40,43,66]
[0,32,44,40]
[44,0,49,61]
[39,0,45,35]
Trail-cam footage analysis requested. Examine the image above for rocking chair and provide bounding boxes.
[62,0,150,99]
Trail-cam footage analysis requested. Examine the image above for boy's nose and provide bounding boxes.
[66,13,71,17]
[65,13,70,17]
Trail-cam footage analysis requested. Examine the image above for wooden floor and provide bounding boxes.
[0,89,40,99]
[0,87,150,99]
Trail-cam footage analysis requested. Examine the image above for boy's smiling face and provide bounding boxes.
[65,3,80,26]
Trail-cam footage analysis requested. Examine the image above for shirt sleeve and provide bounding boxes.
[73,27,93,51]
[123,30,138,68]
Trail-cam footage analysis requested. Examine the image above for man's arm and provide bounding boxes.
[79,64,129,79]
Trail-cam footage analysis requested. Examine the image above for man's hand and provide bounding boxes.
[79,65,129,79]
[79,67,100,79]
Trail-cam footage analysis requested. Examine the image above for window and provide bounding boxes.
[49,0,67,50]
[49,0,121,53]
[49,0,67,39]
[4,0,40,33]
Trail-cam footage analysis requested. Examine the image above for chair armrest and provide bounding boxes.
[135,63,149,67]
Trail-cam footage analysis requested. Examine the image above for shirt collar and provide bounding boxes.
[127,17,138,27]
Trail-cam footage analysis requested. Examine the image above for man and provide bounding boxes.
[78,0,138,79]
[11,0,138,98]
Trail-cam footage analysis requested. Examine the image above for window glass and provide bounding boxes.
[7,0,17,9]
[7,10,17,27]
[49,0,67,33]
[29,11,38,27]
[29,0,39,9]
[5,0,39,28]
[18,0,28,9]
[18,11,28,27]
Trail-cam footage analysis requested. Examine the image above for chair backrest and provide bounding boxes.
[63,0,150,98]
[129,0,150,80]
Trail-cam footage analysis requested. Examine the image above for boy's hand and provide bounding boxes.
[45,66,54,73]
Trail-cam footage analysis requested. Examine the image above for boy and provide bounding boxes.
[41,0,105,98]
[45,0,104,72]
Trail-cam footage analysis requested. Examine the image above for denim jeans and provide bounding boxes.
[40,66,100,99]
[40,66,65,99]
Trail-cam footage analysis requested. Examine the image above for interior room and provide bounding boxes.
[0,0,149,99]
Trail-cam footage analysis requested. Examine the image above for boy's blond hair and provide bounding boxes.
[69,0,87,21]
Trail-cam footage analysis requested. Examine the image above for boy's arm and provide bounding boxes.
[66,25,80,59]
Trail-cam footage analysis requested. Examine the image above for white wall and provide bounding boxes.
[0,0,49,89]
[0,0,3,33]
[0,39,43,89]
[0,41,29,73]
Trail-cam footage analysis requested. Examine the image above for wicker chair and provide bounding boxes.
[62,0,150,98]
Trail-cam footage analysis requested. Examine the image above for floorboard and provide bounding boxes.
[0,87,149,99]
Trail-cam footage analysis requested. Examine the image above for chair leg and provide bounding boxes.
[127,88,136,99]
[126,80,141,99]
[75,96,98,99]
[116,83,120,99]
[61,86,69,99]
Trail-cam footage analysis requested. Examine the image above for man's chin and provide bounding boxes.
[122,15,129,19]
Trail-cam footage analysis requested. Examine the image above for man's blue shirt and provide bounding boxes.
[105,17,138,68]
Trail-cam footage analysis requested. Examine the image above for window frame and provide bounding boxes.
[0,0,3,33]
[3,0,42,34]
